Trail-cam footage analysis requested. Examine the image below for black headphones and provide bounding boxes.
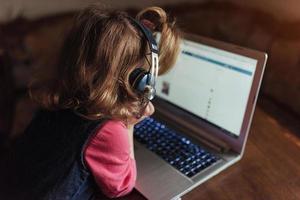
[128,17,159,101]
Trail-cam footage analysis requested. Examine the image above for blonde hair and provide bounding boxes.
[136,7,181,75]
[30,5,181,121]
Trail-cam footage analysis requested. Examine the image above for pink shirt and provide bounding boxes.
[84,120,136,198]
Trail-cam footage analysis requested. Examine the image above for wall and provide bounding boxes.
[219,0,300,22]
[2,0,300,23]
[0,0,204,23]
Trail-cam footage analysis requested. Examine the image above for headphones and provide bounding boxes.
[128,17,159,101]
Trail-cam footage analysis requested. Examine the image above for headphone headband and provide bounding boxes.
[128,16,159,54]
[128,16,159,100]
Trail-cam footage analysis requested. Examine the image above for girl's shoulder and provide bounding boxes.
[85,119,131,162]
[91,119,128,144]
[102,120,127,130]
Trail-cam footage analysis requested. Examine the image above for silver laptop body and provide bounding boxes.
[134,33,267,200]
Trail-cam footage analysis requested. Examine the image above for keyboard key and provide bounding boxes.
[134,117,220,178]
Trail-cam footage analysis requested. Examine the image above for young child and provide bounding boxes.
[3,5,181,200]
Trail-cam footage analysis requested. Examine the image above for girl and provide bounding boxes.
[3,5,181,200]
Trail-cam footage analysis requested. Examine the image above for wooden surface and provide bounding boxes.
[116,106,300,200]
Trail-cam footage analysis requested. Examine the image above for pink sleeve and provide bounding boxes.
[84,120,137,198]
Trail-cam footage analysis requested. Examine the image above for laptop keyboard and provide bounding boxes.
[134,117,220,178]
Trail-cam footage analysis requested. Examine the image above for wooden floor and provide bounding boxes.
[116,106,300,200]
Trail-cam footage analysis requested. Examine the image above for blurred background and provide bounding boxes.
[0,0,299,144]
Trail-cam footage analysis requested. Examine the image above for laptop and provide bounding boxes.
[133,33,267,200]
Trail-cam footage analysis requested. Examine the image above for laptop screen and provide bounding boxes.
[156,38,257,137]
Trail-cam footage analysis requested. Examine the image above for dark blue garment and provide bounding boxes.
[44,157,98,200]
[1,109,106,200]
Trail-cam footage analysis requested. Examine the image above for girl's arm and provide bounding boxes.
[84,120,137,198]
[84,102,154,198]
[127,125,135,159]
[126,101,155,160]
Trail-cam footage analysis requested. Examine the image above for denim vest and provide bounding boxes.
[4,110,106,200]
[43,142,100,200]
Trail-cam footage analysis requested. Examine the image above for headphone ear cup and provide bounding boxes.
[129,68,148,92]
